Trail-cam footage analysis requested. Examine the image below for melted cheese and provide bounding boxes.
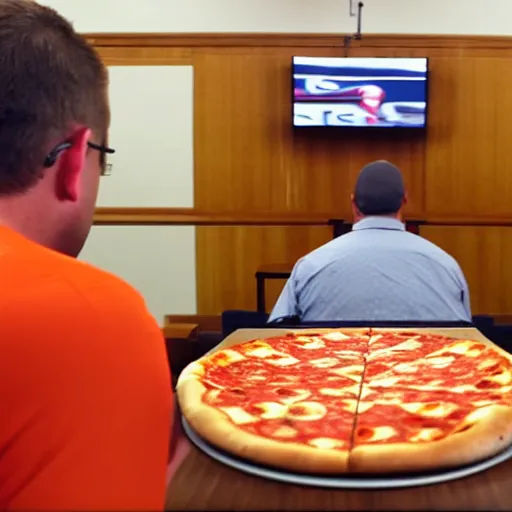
[410,428,444,442]
[266,356,300,367]
[246,345,282,359]
[341,399,374,414]
[391,363,418,374]
[252,402,288,419]
[473,399,494,407]
[299,339,325,350]
[309,357,340,368]
[340,399,358,414]
[368,334,383,345]
[272,426,298,438]
[335,364,365,375]
[355,401,375,413]
[486,370,512,386]
[294,336,317,342]
[308,437,345,450]
[362,426,397,442]
[209,349,246,366]
[371,338,422,356]
[359,387,374,400]
[219,407,258,425]
[320,381,362,397]
[444,384,474,393]
[400,402,458,418]
[400,380,450,392]
[465,406,494,424]
[423,356,455,368]
[247,375,267,381]
[286,401,327,421]
[478,358,501,370]
[329,367,364,380]
[320,388,348,397]
[333,350,363,359]
[427,340,481,358]
[368,376,402,388]
[323,331,351,341]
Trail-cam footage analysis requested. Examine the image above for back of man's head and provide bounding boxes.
[0,0,109,256]
[0,0,108,194]
[353,160,405,217]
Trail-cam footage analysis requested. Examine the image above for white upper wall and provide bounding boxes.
[39,0,512,35]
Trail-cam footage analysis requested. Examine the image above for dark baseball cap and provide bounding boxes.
[353,160,405,215]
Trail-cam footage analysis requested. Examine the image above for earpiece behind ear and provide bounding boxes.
[43,154,57,168]
[43,141,72,168]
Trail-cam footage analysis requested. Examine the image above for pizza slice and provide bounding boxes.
[350,383,512,473]
[365,331,451,379]
[365,338,512,396]
[176,332,370,473]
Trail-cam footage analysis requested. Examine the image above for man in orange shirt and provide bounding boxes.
[0,1,173,509]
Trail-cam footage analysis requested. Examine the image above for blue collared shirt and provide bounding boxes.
[268,217,471,323]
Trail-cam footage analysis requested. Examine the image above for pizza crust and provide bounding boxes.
[177,374,351,474]
[349,404,512,473]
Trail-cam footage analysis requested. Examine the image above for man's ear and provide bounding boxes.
[403,191,409,206]
[54,127,91,202]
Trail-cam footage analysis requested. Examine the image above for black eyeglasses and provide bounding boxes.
[43,141,116,175]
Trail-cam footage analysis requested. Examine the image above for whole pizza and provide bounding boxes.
[177,329,512,474]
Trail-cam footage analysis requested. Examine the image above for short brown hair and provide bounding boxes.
[0,0,108,195]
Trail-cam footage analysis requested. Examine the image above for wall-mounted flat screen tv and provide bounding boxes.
[292,56,428,128]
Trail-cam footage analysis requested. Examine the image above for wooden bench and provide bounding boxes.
[255,263,293,314]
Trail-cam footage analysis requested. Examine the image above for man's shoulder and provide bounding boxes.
[55,251,145,306]
[404,232,459,260]
[294,236,352,278]
[301,234,357,263]
[7,244,149,323]
[1,245,162,360]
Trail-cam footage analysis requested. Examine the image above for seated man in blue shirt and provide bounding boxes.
[269,160,471,323]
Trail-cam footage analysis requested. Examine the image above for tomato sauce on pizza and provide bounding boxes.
[177,329,512,474]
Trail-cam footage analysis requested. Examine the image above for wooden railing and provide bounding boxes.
[93,208,512,227]
[93,208,337,226]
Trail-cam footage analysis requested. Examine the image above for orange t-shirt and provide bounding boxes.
[0,226,173,510]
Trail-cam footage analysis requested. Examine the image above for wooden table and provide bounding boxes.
[166,327,512,511]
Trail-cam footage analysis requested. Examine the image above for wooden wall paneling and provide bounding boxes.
[425,56,512,218]
[196,225,333,314]
[292,131,426,219]
[193,46,426,218]
[421,226,512,315]
[193,50,296,212]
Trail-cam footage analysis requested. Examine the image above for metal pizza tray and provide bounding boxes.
[182,417,512,489]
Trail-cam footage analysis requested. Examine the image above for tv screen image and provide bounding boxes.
[292,57,428,128]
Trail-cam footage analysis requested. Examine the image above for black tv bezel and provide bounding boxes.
[291,55,430,132]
